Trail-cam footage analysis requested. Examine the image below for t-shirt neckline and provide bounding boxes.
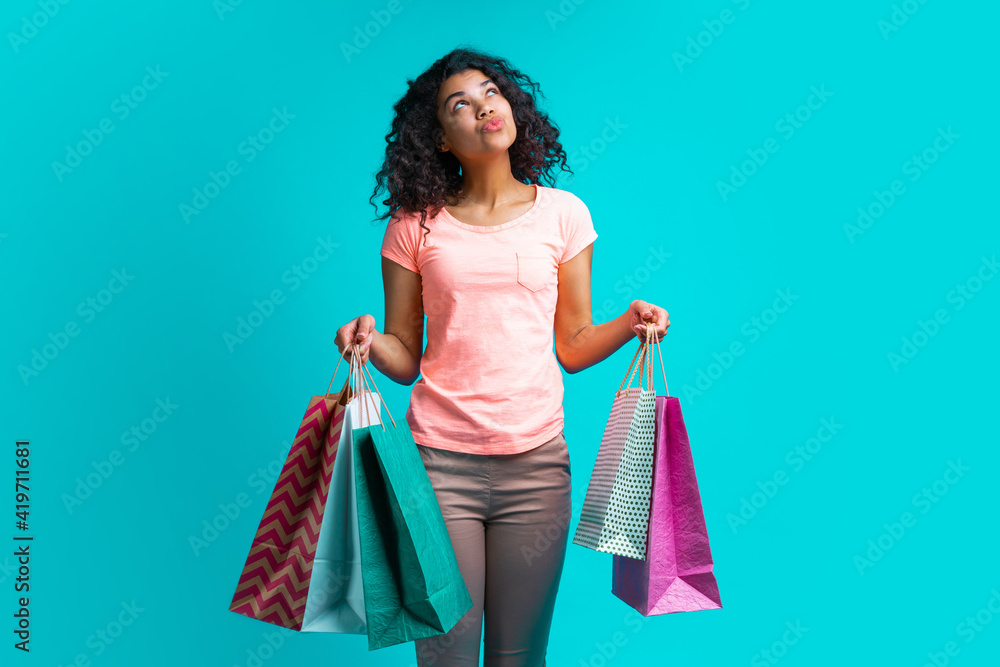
[438,184,541,233]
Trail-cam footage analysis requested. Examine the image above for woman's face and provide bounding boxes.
[435,68,516,161]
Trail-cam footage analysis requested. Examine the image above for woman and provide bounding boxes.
[335,47,669,666]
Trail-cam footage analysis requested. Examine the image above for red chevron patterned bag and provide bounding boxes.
[228,346,375,631]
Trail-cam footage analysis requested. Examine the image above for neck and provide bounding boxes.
[453,156,523,208]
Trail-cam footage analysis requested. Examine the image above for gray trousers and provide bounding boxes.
[413,431,573,667]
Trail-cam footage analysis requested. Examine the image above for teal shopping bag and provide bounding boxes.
[351,360,473,651]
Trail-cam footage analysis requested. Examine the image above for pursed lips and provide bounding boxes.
[482,117,504,132]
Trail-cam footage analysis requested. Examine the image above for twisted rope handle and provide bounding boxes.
[323,342,395,429]
[358,345,397,430]
[615,322,670,397]
[617,323,652,396]
[617,336,647,396]
[348,344,397,432]
[325,342,356,395]
[649,322,669,396]
[349,346,369,428]
[644,322,652,392]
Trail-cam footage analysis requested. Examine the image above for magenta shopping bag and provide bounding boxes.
[611,351,722,615]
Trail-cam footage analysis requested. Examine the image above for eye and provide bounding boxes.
[454,88,501,111]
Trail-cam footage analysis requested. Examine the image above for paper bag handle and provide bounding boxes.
[350,344,397,432]
[325,343,357,396]
[616,323,669,397]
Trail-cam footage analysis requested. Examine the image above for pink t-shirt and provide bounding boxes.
[379,184,598,456]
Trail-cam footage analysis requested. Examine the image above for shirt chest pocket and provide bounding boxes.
[515,252,553,293]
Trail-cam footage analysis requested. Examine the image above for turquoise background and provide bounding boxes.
[2,0,998,664]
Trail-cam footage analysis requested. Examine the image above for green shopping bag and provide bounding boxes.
[350,354,473,651]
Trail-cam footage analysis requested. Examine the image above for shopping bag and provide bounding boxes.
[350,359,474,650]
[611,332,722,615]
[573,324,658,559]
[301,354,383,632]
[228,346,372,631]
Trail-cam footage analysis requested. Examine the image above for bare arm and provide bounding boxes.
[368,256,424,385]
[554,244,670,373]
[554,244,637,374]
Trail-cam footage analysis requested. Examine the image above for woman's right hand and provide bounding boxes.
[335,314,377,365]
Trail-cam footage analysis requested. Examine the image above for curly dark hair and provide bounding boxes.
[368,46,573,247]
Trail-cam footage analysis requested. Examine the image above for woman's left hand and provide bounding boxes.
[627,300,670,342]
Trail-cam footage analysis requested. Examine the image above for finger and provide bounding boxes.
[355,319,369,344]
[633,315,653,332]
[657,314,670,339]
[338,331,352,355]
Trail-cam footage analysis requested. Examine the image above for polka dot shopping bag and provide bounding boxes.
[572,324,658,559]
[611,334,723,615]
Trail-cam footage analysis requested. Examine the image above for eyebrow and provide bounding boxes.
[442,79,494,109]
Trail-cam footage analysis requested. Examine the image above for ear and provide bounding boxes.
[434,128,448,152]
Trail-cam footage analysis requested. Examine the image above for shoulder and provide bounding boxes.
[382,208,427,238]
[537,185,590,216]
[386,207,420,227]
[537,186,593,226]
[380,209,426,252]
[386,202,448,230]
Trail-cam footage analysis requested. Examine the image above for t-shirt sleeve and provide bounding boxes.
[559,195,599,264]
[380,214,420,273]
